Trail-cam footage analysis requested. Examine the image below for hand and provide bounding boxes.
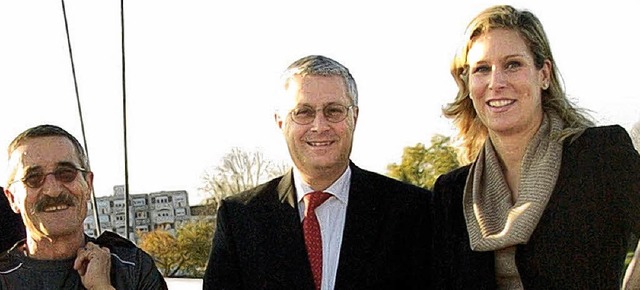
[73,242,115,290]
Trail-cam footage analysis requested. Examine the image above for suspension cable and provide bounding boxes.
[60,0,101,235]
[121,0,131,240]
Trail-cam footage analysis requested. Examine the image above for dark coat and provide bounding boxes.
[0,186,25,253]
[203,162,432,290]
[431,125,640,289]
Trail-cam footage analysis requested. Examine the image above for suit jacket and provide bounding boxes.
[203,162,431,290]
[431,125,640,289]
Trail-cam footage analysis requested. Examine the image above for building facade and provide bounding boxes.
[84,185,192,242]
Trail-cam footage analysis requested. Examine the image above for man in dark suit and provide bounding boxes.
[203,55,431,290]
[0,186,25,252]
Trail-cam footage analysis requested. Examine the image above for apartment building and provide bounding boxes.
[84,185,192,242]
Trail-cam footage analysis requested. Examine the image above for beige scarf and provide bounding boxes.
[463,111,564,288]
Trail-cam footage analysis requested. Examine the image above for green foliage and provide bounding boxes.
[176,219,215,277]
[138,219,215,277]
[138,229,184,277]
[387,134,460,190]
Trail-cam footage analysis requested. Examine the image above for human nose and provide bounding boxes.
[488,67,507,90]
[310,108,330,131]
[40,173,63,196]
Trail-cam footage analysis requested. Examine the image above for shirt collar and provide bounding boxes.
[293,165,351,205]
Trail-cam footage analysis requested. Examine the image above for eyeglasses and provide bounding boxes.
[289,104,356,125]
[10,165,89,189]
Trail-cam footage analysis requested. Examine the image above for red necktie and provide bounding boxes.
[303,191,332,290]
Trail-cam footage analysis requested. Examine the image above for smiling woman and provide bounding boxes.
[432,4,640,289]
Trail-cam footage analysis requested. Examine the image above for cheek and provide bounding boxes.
[287,123,307,138]
[468,78,486,100]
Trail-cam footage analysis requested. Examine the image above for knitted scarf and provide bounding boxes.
[463,111,564,288]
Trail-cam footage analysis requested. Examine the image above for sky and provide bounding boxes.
[1,0,639,206]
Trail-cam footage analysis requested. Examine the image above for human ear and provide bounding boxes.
[275,112,284,129]
[4,187,20,214]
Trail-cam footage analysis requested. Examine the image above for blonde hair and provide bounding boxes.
[443,5,593,163]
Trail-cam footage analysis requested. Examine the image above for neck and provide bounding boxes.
[488,121,541,198]
[299,164,348,191]
[25,231,85,260]
[489,119,542,172]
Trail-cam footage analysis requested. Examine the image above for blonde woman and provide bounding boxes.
[432,5,640,289]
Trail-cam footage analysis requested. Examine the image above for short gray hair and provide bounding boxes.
[281,55,358,106]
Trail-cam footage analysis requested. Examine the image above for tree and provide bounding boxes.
[199,147,288,214]
[387,134,460,190]
[176,219,215,277]
[138,220,215,277]
[138,229,184,277]
[630,120,640,152]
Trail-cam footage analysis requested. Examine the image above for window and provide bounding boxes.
[136,211,147,219]
[175,208,186,216]
[133,198,146,206]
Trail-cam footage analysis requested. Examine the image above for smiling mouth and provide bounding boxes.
[487,99,515,108]
[307,141,334,147]
[42,204,70,212]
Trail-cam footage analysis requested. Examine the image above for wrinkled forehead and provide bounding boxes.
[8,136,81,173]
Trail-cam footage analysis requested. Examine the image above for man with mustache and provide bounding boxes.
[204,55,432,290]
[1,124,167,290]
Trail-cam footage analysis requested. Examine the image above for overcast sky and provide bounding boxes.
[1,0,639,205]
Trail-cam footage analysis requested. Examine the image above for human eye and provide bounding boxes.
[291,106,315,124]
[326,104,346,115]
[505,60,522,71]
[23,171,44,187]
[55,167,78,183]
[324,104,348,122]
[471,64,490,74]
[293,106,314,118]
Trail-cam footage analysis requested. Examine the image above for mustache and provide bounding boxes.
[34,193,78,212]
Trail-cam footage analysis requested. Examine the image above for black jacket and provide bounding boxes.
[0,186,25,253]
[431,125,640,289]
[0,231,167,289]
[204,163,432,290]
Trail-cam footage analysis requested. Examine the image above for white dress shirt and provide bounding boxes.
[294,166,350,290]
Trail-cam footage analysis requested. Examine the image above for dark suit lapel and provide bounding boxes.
[258,170,315,290]
[335,164,383,288]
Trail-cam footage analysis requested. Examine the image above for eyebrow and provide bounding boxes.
[296,102,342,108]
[23,161,79,174]
[470,53,529,65]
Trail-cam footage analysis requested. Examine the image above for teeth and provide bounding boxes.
[43,205,69,212]
[308,141,332,146]
[488,100,514,107]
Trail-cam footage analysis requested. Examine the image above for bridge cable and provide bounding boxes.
[60,0,101,234]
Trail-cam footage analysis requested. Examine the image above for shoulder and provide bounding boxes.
[93,232,167,289]
[564,125,638,165]
[93,231,153,267]
[435,165,471,187]
[0,243,23,275]
[569,125,634,150]
[432,165,471,206]
[350,164,431,199]
[223,175,285,206]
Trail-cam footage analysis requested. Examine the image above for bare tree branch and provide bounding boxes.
[199,147,289,215]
